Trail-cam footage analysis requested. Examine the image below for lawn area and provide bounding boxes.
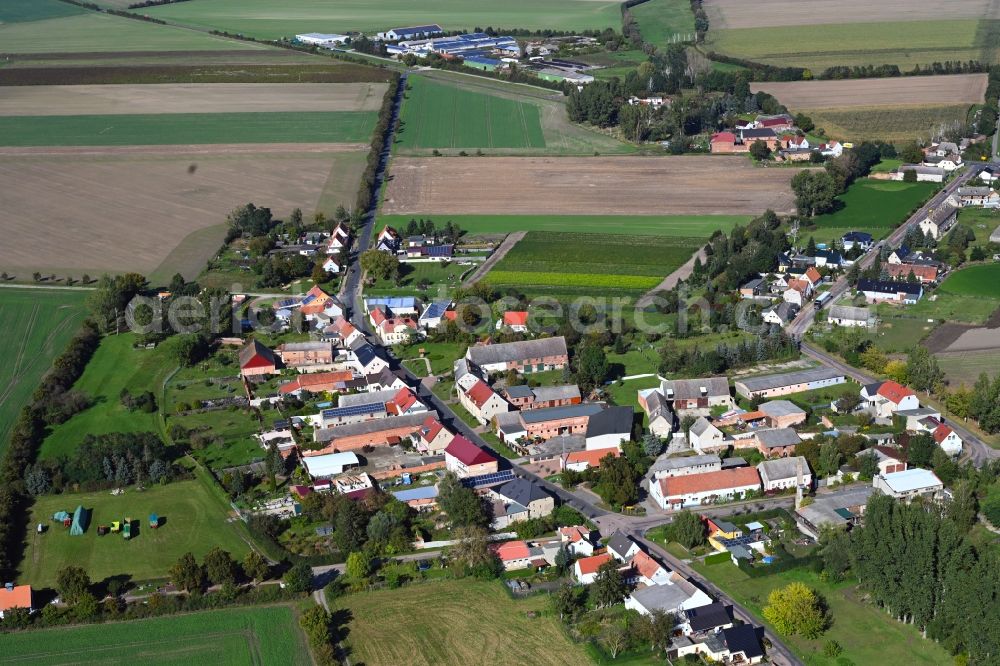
[869,313,942,350]
[0,112,376,146]
[890,291,999,325]
[335,579,590,665]
[939,263,1000,298]
[0,9,273,54]
[604,375,661,420]
[39,334,174,460]
[395,341,468,376]
[958,207,1000,244]
[810,179,938,233]
[871,158,902,173]
[693,560,952,666]
[631,0,696,48]
[21,479,250,587]
[378,213,749,237]
[1,606,311,664]
[706,19,984,72]
[487,231,702,295]
[398,75,545,150]
[0,288,88,456]
[606,347,660,378]
[148,0,623,39]
[366,260,473,297]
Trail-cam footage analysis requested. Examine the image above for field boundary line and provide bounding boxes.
[462,231,526,286]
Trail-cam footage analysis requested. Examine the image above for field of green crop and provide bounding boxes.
[487,231,702,294]
[22,478,251,587]
[0,8,273,54]
[706,19,987,72]
[939,263,1000,298]
[807,105,973,142]
[379,213,748,237]
[148,0,623,40]
[2,606,311,664]
[398,75,545,150]
[0,288,88,456]
[0,112,375,147]
[810,179,937,232]
[937,350,1000,387]
[1,0,85,23]
[631,0,696,48]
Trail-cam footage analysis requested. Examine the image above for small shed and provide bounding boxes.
[149,513,159,529]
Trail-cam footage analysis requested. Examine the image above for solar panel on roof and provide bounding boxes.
[321,402,386,420]
[462,469,514,489]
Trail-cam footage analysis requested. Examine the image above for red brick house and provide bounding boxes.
[239,339,278,378]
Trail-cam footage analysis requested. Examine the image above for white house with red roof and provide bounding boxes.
[493,540,548,571]
[573,553,629,585]
[458,379,510,425]
[649,467,761,510]
[0,583,33,619]
[326,225,349,254]
[930,421,963,457]
[416,415,454,454]
[385,387,428,416]
[332,316,363,347]
[559,525,599,557]
[376,225,401,253]
[860,380,919,418]
[322,256,342,274]
[371,307,421,345]
[497,311,529,333]
[802,267,822,288]
[630,549,672,586]
[561,447,620,472]
[444,435,499,477]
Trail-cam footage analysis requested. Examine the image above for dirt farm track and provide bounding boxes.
[750,74,988,110]
[383,156,803,216]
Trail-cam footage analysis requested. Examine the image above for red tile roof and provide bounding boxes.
[933,423,954,444]
[565,448,620,468]
[503,311,529,327]
[877,380,915,405]
[466,379,498,409]
[631,550,665,580]
[886,263,938,282]
[576,553,611,575]
[658,467,760,498]
[0,585,32,612]
[559,525,591,544]
[388,387,419,414]
[711,131,737,143]
[493,540,530,562]
[787,278,809,294]
[420,414,446,442]
[278,370,354,394]
[445,435,496,466]
[804,267,822,285]
[874,445,905,461]
[333,316,357,338]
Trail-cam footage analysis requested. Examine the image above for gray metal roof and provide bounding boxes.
[923,204,958,225]
[736,367,843,393]
[519,403,603,424]
[758,400,806,418]
[586,406,633,438]
[660,376,730,401]
[649,453,720,473]
[314,412,426,443]
[754,428,801,448]
[828,305,871,322]
[466,336,568,367]
[689,416,720,437]
[532,384,582,402]
[757,456,810,483]
[496,478,551,506]
[607,530,637,557]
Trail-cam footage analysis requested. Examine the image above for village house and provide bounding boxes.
[827,304,874,328]
[910,415,964,457]
[561,446,620,471]
[859,446,907,476]
[624,573,714,616]
[495,403,632,449]
[688,417,727,454]
[649,467,761,510]
[857,278,922,305]
[493,540,548,572]
[322,256,342,274]
[502,384,581,410]
[464,336,569,375]
[709,131,741,154]
[332,316,363,347]
[651,376,733,415]
[885,262,938,283]
[607,531,642,561]
[841,231,873,252]
[312,412,428,452]
[739,278,766,298]
[922,153,962,172]
[735,367,845,400]
[755,113,794,131]
[370,306,421,346]
[559,525,600,556]
[575,553,619,585]
[892,165,945,183]
[639,389,674,438]
[670,624,765,665]
[458,379,510,425]
[955,186,1000,208]
[795,485,875,539]
[887,245,912,264]
[918,204,959,240]
[497,311,530,332]
[757,456,812,492]
[782,279,810,306]
[239,339,279,378]
[762,301,798,326]
[444,435,499,478]
[751,427,801,457]
[874,468,945,502]
[416,415,454,454]
[680,602,734,636]
[490,478,554,525]
[740,127,780,150]
[813,250,843,269]
[860,380,919,418]
[418,301,452,330]
[757,400,807,428]
[276,341,335,370]
[629,549,674,586]
[392,484,439,511]
[347,339,389,376]
[649,453,722,479]
[301,451,361,479]
[278,370,355,396]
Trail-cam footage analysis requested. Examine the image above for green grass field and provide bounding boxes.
[366,260,473,297]
[1,606,311,664]
[694,560,952,666]
[0,288,88,456]
[148,0,622,39]
[631,0,696,48]
[378,213,749,237]
[22,479,250,587]
[336,579,590,665]
[806,105,973,142]
[810,179,937,233]
[398,75,545,150]
[1,0,85,23]
[487,231,701,294]
[0,10,274,54]
[706,19,988,71]
[939,263,1000,298]
[0,112,376,147]
[936,350,1000,387]
[39,334,174,460]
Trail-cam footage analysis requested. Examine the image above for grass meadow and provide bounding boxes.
[937,350,1000,387]
[631,0,696,47]
[1,606,311,664]
[0,112,376,146]
[148,0,623,39]
[0,288,88,456]
[22,479,250,587]
[706,19,986,71]
[1,0,85,23]
[939,263,1000,298]
[336,579,590,665]
[487,231,701,294]
[806,105,974,142]
[694,559,953,666]
[809,179,938,235]
[378,213,749,237]
[397,75,545,150]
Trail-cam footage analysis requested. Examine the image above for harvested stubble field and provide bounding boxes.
[337,579,589,666]
[2,606,311,665]
[377,213,750,236]
[0,145,366,279]
[750,74,987,110]
[0,83,389,116]
[383,156,803,215]
[704,0,991,29]
[807,105,975,142]
[936,350,1000,386]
